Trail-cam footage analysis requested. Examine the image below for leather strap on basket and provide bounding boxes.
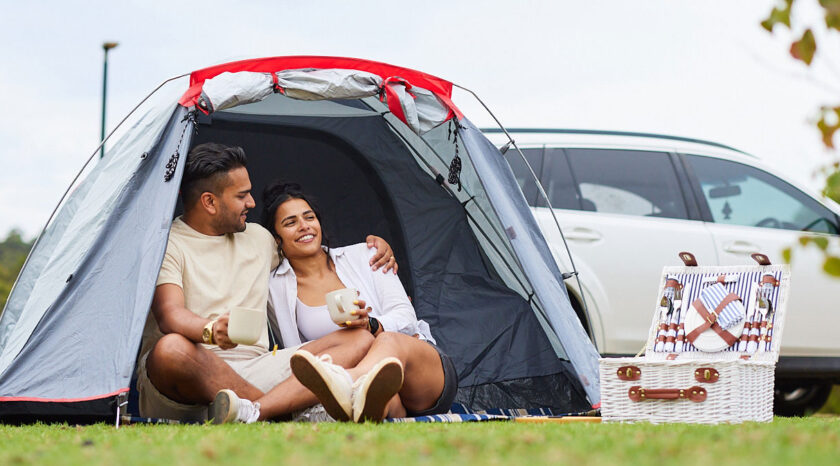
[685,295,740,347]
[616,366,641,381]
[628,386,707,402]
[694,367,719,383]
[760,274,779,287]
[679,252,698,267]
[751,253,771,266]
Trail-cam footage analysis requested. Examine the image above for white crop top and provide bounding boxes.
[295,298,341,341]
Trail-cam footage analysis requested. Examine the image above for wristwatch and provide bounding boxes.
[202,320,216,345]
[368,316,380,336]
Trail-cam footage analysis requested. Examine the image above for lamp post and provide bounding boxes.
[100,42,118,159]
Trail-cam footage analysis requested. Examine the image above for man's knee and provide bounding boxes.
[147,333,201,377]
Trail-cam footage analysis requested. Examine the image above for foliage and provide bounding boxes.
[0,229,33,311]
[764,0,840,277]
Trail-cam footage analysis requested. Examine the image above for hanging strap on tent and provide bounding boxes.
[271,73,284,94]
[165,111,198,182]
[380,77,416,129]
[447,119,463,192]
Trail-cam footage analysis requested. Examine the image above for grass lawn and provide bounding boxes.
[2,417,839,466]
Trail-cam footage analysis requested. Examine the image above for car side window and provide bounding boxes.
[684,154,839,234]
[506,147,544,207]
[562,148,689,219]
[538,148,580,210]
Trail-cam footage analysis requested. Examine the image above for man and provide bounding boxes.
[136,142,397,423]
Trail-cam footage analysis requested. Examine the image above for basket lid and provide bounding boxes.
[644,263,790,362]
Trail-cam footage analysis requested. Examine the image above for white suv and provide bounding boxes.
[484,128,840,415]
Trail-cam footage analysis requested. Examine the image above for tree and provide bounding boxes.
[764,0,840,276]
[0,229,33,310]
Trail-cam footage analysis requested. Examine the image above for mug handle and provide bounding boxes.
[334,295,344,314]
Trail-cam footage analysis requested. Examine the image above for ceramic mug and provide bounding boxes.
[227,306,265,345]
[325,288,361,325]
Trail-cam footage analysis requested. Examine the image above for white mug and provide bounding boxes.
[325,288,361,325]
[227,306,265,345]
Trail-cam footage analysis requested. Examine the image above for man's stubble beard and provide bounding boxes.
[214,204,247,234]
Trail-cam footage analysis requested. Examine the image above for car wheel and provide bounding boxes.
[773,381,833,417]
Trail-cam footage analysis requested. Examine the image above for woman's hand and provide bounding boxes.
[339,299,376,332]
[366,235,398,274]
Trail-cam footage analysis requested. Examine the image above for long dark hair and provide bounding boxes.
[261,181,331,265]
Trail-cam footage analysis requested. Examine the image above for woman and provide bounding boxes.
[263,182,457,422]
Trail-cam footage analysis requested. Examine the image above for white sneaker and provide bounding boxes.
[290,350,354,422]
[292,404,336,423]
[352,357,404,423]
[211,389,261,424]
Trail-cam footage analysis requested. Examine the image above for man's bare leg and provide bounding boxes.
[147,329,374,420]
[146,333,263,404]
[255,328,374,420]
[345,332,445,415]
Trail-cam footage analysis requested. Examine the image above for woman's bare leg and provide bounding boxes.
[346,332,445,414]
[254,328,374,420]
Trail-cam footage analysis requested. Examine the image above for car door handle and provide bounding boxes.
[565,228,602,242]
[723,241,761,255]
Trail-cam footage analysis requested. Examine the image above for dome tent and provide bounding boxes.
[0,56,600,423]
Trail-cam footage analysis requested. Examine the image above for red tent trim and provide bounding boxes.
[0,387,129,403]
[178,55,463,119]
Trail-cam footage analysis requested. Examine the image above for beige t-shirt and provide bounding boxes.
[140,217,278,359]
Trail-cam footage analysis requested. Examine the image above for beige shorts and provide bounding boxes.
[136,344,300,422]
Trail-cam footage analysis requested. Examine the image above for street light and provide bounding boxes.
[100,42,118,159]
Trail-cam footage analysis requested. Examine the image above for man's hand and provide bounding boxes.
[366,235,398,274]
[212,314,238,350]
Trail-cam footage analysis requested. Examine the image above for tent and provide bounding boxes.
[0,56,600,424]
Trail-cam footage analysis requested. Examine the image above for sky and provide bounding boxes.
[1,0,838,239]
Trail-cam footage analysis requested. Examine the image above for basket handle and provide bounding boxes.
[628,386,707,402]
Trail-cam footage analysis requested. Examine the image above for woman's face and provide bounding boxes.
[274,198,323,259]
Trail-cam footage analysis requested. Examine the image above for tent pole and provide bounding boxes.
[451,84,593,337]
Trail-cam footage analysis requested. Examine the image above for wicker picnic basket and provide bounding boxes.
[599,253,789,424]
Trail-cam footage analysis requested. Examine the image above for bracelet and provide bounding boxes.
[368,316,380,335]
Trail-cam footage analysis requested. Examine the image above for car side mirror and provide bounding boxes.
[709,185,741,199]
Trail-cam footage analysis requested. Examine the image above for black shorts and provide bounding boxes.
[407,342,458,417]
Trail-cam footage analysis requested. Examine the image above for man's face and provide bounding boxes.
[212,166,255,234]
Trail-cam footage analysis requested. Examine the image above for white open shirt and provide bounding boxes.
[268,243,435,347]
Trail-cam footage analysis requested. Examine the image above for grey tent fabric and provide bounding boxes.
[275,68,381,100]
[0,89,185,374]
[456,118,601,403]
[0,106,191,401]
[200,72,274,113]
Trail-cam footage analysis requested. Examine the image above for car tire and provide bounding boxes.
[773,381,833,417]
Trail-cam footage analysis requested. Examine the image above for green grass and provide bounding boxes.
[819,385,840,414]
[2,418,839,466]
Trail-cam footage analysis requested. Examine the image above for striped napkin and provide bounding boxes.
[699,283,745,330]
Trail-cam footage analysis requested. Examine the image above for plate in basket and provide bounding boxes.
[684,301,746,352]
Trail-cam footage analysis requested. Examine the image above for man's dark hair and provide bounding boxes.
[181,143,248,207]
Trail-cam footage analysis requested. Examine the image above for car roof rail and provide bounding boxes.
[479,127,753,157]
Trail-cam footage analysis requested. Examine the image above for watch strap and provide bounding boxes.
[368,316,380,335]
[203,320,216,345]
